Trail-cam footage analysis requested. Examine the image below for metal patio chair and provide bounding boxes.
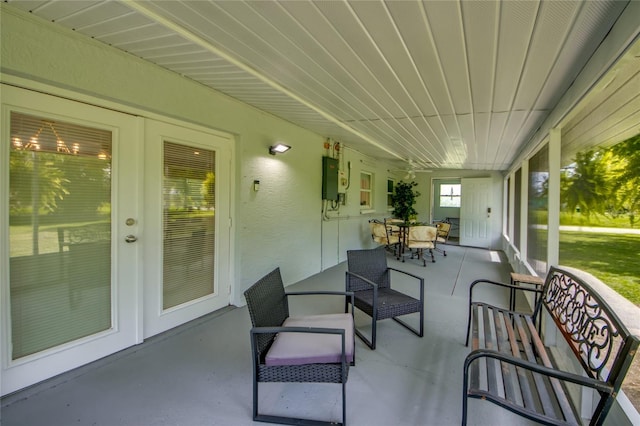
[434,221,451,256]
[405,225,437,266]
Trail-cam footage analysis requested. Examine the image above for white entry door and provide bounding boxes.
[1,86,141,395]
[143,119,232,338]
[460,178,493,248]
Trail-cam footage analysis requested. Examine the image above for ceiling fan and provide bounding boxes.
[391,159,431,180]
[404,168,416,180]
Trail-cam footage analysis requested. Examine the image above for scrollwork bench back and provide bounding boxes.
[542,267,637,388]
[463,266,639,426]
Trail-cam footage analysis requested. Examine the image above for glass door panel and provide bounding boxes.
[2,85,140,396]
[9,112,112,359]
[163,141,215,309]
[143,119,231,338]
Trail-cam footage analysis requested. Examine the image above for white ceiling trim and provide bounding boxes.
[127,0,404,162]
[4,0,638,172]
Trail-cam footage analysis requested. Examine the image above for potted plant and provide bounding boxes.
[391,181,420,223]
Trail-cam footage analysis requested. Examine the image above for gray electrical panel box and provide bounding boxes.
[322,156,339,201]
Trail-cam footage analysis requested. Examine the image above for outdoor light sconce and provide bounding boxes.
[269,143,291,155]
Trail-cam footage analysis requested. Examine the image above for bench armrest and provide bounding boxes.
[464,348,614,394]
[470,278,543,294]
[469,279,543,305]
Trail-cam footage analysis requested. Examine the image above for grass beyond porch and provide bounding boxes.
[560,231,640,305]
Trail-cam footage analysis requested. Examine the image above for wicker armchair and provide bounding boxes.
[244,267,355,426]
[345,247,424,350]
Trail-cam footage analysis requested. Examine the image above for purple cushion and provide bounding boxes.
[265,313,354,366]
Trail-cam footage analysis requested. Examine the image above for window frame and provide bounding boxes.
[386,178,395,211]
[438,183,461,208]
[359,171,373,212]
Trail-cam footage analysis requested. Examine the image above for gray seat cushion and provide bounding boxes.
[265,313,354,366]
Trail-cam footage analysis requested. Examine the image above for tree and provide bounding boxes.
[561,149,610,219]
[561,134,640,227]
[201,172,215,208]
[9,151,69,217]
[55,155,111,220]
[609,135,640,227]
[391,181,420,222]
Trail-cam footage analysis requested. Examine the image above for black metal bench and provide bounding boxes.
[57,223,110,252]
[463,266,639,425]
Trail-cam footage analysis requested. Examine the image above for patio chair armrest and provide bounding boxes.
[387,267,425,299]
[251,325,346,337]
[286,290,354,298]
[345,271,379,289]
[388,267,425,283]
[286,291,355,314]
[344,271,380,306]
[250,326,349,365]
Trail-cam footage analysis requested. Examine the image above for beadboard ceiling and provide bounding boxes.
[5,0,638,171]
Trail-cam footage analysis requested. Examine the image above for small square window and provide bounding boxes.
[439,183,461,208]
[360,172,373,209]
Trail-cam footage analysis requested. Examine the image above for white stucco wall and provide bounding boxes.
[0,6,321,301]
[0,6,413,303]
[0,5,510,306]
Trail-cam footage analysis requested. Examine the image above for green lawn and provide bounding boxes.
[560,231,640,306]
[531,210,638,229]
[559,211,637,228]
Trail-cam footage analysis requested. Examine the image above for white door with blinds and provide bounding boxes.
[1,86,141,395]
[143,119,232,338]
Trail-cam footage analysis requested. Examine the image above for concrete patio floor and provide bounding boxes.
[2,245,542,426]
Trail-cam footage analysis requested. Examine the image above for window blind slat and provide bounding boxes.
[162,141,216,310]
[9,112,112,360]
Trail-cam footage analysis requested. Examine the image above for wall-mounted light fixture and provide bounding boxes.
[269,143,291,155]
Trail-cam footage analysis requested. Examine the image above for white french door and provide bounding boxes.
[1,86,233,395]
[1,85,142,395]
[460,177,493,248]
[142,119,232,338]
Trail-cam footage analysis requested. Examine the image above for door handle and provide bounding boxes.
[125,235,138,243]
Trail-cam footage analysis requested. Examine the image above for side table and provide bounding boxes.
[509,272,544,312]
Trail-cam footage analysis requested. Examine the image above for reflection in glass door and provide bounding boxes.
[9,112,112,359]
[163,142,215,309]
[2,86,140,396]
